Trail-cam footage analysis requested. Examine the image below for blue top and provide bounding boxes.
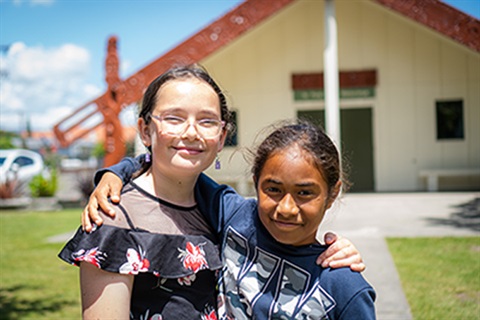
[95,156,376,319]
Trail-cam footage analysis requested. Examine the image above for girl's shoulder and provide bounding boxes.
[319,267,376,319]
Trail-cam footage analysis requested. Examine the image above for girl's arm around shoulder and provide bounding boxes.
[195,173,250,234]
[93,154,145,186]
[80,262,134,319]
[84,155,144,232]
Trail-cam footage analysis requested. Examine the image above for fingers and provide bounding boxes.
[110,194,120,203]
[349,262,366,273]
[316,241,355,266]
[318,246,362,268]
[316,234,365,272]
[97,186,116,216]
[82,197,98,233]
[103,172,123,204]
[82,195,106,232]
[323,231,338,245]
[88,198,105,226]
[82,206,92,232]
[97,174,122,212]
[317,236,351,264]
[81,189,109,233]
[325,255,366,272]
[96,172,122,206]
[81,172,123,233]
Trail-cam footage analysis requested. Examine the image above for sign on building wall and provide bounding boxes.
[294,87,375,101]
[291,70,377,101]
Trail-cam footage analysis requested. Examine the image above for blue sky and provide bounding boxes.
[0,0,478,132]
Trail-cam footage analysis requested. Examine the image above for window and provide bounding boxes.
[225,110,238,147]
[436,100,464,140]
[13,156,34,167]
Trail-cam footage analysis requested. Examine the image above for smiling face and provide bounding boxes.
[257,144,339,246]
[139,78,226,179]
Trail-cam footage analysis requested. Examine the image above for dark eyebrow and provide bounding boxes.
[296,182,316,187]
[264,179,316,188]
[264,178,282,185]
[159,108,185,114]
[198,109,221,118]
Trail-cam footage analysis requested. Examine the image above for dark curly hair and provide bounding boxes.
[251,120,349,197]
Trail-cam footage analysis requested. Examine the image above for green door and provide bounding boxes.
[298,108,374,192]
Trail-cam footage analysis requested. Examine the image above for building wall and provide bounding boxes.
[201,0,480,194]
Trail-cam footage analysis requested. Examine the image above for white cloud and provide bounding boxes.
[121,59,132,76]
[0,42,101,133]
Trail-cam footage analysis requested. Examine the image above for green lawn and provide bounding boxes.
[0,209,82,319]
[387,237,480,320]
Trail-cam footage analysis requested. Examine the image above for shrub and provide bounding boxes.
[29,170,58,197]
[92,142,106,159]
[0,130,18,149]
[76,173,94,202]
[0,175,28,199]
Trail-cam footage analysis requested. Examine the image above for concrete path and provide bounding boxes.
[317,191,480,320]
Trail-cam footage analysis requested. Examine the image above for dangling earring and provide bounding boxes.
[145,153,151,163]
[215,155,221,170]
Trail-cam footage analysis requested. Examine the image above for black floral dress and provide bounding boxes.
[59,182,222,320]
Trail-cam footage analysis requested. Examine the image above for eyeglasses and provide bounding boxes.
[151,114,225,138]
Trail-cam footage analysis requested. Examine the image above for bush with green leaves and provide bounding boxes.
[0,130,18,149]
[29,170,58,197]
[93,142,106,159]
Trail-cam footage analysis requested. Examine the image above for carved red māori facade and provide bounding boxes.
[53,36,126,166]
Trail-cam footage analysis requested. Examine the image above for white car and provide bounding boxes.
[0,149,45,184]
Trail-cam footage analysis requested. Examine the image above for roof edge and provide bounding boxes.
[373,0,480,53]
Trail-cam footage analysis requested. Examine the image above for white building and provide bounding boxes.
[144,0,480,194]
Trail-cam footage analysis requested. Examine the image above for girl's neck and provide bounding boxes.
[135,168,198,207]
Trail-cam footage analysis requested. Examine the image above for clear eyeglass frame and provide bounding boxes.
[150,114,225,138]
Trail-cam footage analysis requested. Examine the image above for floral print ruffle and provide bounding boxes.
[60,225,221,278]
[59,225,222,319]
